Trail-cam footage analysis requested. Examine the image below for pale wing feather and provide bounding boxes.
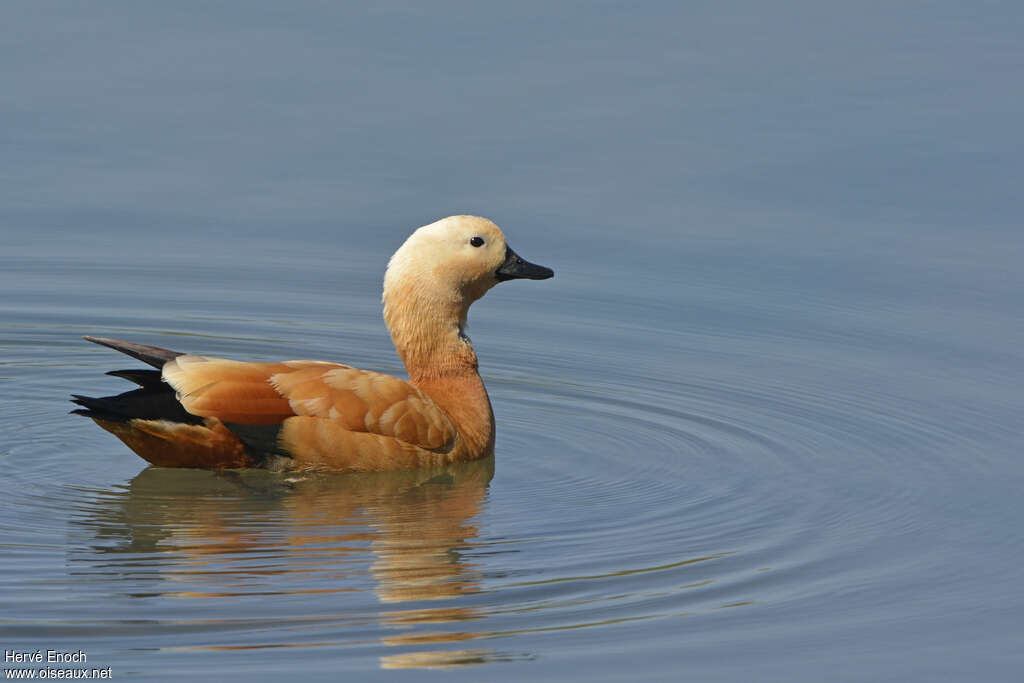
[163,356,302,424]
[164,355,456,451]
[270,365,456,450]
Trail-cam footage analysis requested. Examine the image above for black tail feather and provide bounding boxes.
[82,336,184,369]
[70,386,203,425]
[105,369,164,387]
[74,336,197,423]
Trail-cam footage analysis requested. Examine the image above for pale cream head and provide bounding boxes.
[382,215,552,378]
[384,215,510,308]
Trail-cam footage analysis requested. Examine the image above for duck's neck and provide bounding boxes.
[383,301,495,457]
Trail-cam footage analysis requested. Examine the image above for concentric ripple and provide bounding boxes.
[3,236,1022,680]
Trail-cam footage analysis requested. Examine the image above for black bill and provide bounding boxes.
[495,245,554,281]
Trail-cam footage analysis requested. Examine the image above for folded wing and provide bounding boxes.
[163,356,458,461]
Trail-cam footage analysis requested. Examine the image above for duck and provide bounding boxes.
[71,215,553,471]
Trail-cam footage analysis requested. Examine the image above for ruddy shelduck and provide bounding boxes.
[72,215,553,471]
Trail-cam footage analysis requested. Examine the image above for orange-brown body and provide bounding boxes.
[75,216,551,471]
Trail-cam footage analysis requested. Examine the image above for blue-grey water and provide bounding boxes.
[2,2,1023,681]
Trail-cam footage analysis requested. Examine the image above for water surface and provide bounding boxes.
[2,2,1023,681]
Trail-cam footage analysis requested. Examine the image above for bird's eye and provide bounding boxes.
[470,236,485,247]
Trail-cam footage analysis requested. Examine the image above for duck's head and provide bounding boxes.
[383,216,553,370]
[385,215,553,302]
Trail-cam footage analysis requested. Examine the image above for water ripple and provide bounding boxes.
[3,248,1020,678]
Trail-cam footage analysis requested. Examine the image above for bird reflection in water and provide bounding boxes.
[72,457,527,668]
